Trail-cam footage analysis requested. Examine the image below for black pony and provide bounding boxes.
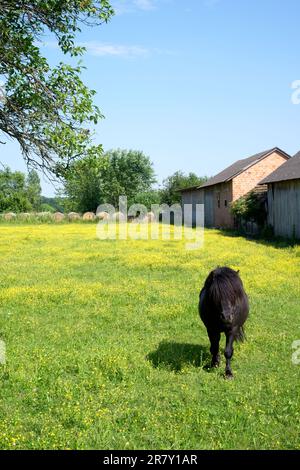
[199,267,249,378]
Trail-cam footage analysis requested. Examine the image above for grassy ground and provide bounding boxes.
[0,223,299,449]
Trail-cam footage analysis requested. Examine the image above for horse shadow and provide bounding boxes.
[146,341,211,373]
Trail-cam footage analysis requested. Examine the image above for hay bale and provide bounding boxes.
[4,212,16,221]
[19,212,31,220]
[37,211,51,217]
[54,212,64,222]
[147,211,156,222]
[112,211,126,222]
[140,212,156,223]
[68,212,80,221]
[83,211,95,221]
[96,211,110,221]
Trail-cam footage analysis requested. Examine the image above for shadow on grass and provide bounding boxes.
[213,228,299,250]
[146,341,211,372]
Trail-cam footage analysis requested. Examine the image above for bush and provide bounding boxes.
[40,203,55,213]
[231,191,267,227]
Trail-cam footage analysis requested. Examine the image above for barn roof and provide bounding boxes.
[199,147,290,189]
[260,151,300,184]
[179,184,201,193]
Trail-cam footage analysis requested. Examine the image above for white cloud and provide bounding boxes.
[80,42,175,58]
[79,42,149,57]
[43,40,149,58]
[43,40,175,59]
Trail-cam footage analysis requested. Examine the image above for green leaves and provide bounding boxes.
[62,149,156,212]
[0,1,114,177]
[231,191,267,227]
[0,167,41,212]
[103,149,157,207]
[160,171,208,205]
[26,169,42,211]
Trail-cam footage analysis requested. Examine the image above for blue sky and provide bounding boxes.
[1,0,300,195]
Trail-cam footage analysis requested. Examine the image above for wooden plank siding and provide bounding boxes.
[181,188,204,226]
[204,189,214,227]
[267,179,300,238]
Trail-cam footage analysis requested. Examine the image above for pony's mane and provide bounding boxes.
[204,267,244,306]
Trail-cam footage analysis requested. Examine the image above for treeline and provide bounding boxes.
[0,167,41,212]
[0,166,64,213]
[0,149,208,213]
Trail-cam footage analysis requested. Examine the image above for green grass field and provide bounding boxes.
[0,223,299,449]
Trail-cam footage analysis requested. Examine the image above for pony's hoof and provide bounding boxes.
[211,355,220,368]
[225,371,234,380]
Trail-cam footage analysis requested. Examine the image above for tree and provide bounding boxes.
[62,149,156,212]
[0,1,114,177]
[26,169,41,210]
[103,149,156,207]
[0,167,32,212]
[40,196,64,212]
[133,190,161,209]
[40,203,55,213]
[160,171,208,205]
[61,153,109,213]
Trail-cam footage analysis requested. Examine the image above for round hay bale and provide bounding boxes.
[4,212,16,221]
[127,215,135,223]
[54,212,64,222]
[83,211,95,221]
[68,211,81,221]
[112,211,126,222]
[19,212,31,220]
[37,211,51,217]
[146,211,156,222]
[96,211,110,221]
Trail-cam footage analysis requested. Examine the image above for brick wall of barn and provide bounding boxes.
[232,150,288,201]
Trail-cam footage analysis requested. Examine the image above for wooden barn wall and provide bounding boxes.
[204,189,214,227]
[267,180,300,239]
[181,189,204,226]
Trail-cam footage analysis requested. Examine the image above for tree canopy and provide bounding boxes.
[61,153,109,213]
[0,1,114,177]
[62,149,156,212]
[103,149,156,207]
[0,166,42,212]
[160,171,208,206]
[27,169,42,210]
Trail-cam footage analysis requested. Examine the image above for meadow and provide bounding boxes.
[0,223,299,449]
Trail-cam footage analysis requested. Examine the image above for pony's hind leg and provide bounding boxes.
[207,329,221,368]
[224,332,234,378]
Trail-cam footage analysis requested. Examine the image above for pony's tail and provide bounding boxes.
[235,326,246,343]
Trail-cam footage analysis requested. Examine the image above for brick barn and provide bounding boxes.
[180,147,290,228]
